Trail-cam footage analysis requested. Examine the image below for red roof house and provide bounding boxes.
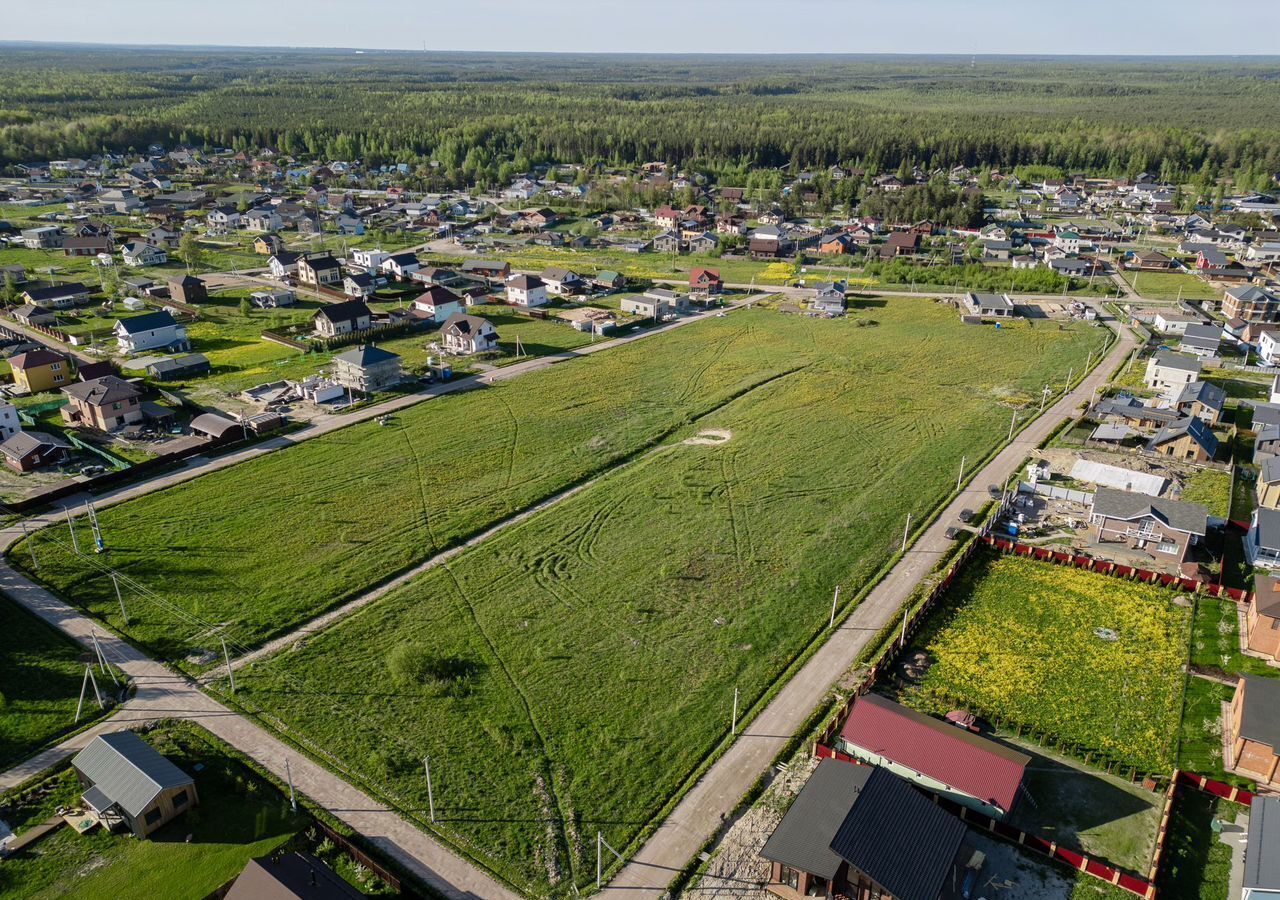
[834,693,1029,819]
[689,267,723,294]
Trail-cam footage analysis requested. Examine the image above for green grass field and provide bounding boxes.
[899,553,1191,774]
[13,301,1104,895]
[1119,269,1216,301]
[0,599,119,767]
[0,722,310,900]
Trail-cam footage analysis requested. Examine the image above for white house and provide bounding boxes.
[0,401,21,441]
[1261,331,1280,367]
[350,248,390,271]
[342,272,377,299]
[1246,242,1280,264]
[268,252,300,279]
[120,242,167,267]
[540,267,584,297]
[1153,312,1199,336]
[412,286,464,324]
[114,310,190,354]
[506,274,548,307]
[441,312,499,354]
[244,208,282,233]
[379,252,420,280]
[1178,324,1223,359]
[1145,352,1202,395]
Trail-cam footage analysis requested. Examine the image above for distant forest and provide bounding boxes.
[1,47,1278,190]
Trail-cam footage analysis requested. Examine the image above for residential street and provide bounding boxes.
[595,309,1138,898]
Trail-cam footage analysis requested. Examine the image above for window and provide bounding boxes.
[780,867,800,890]
[1157,542,1178,554]
[144,807,163,826]
[171,789,188,808]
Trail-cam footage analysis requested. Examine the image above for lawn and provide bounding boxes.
[898,552,1192,774]
[1119,270,1216,301]
[0,598,121,767]
[1156,789,1245,900]
[1180,469,1232,520]
[13,302,1104,896]
[0,722,310,900]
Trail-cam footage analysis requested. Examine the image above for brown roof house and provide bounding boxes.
[760,759,978,900]
[1088,486,1208,565]
[225,852,363,900]
[0,430,72,473]
[1229,675,1280,786]
[61,375,143,432]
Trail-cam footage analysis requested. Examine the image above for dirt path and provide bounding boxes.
[596,307,1137,899]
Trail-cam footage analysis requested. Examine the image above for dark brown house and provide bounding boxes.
[169,275,207,305]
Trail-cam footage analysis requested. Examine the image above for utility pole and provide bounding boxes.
[1040,384,1051,412]
[66,507,79,554]
[111,572,128,625]
[221,637,236,693]
[902,513,911,553]
[956,455,966,492]
[900,605,909,648]
[424,756,436,822]
[286,758,297,813]
[829,585,840,628]
[1008,409,1017,441]
[1063,367,1073,394]
[75,665,104,722]
[731,686,739,736]
[19,520,36,570]
[89,626,119,685]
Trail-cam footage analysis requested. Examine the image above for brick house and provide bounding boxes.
[1089,486,1208,565]
[1229,676,1280,786]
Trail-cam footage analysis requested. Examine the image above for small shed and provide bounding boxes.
[190,412,244,441]
[71,731,197,838]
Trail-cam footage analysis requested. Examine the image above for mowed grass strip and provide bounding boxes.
[901,553,1191,774]
[229,307,1105,895]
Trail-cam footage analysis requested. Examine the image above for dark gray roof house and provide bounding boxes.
[761,758,872,882]
[226,852,365,900]
[1179,323,1223,355]
[72,730,197,838]
[1246,796,1280,895]
[1253,403,1280,430]
[1237,675,1280,749]
[1146,416,1219,458]
[1090,486,1208,537]
[1174,380,1226,413]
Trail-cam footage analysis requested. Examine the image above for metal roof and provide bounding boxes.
[1254,507,1280,553]
[1069,461,1166,497]
[1246,797,1280,890]
[72,731,193,818]
[838,694,1029,813]
[760,759,872,879]
[1146,416,1218,458]
[1239,676,1280,748]
[829,767,968,900]
[1150,352,1201,373]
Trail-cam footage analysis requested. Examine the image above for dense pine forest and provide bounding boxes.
[1,46,1278,188]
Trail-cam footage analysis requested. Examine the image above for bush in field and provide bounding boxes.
[386,643,478,695]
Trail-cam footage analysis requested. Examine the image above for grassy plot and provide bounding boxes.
[0,722,310,900]
[1180,469,1232,520]
[0,599,119,767]
[1156,789,1245,900]
[220,310,1105,895]
[898,553,1191,774]
[1118,270,1216,301]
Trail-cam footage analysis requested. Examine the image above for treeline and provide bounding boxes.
[864,260,1088,295]
[859,183,985,229]
[1,49,1278,191]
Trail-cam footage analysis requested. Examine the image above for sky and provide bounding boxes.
[6,0,1280,56]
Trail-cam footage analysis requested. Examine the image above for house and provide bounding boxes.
[834,693,1029,819]
[653,231,683,254]
[962,292,1016,318]
[206,206,241,230]
[0,401,19,441]
[342,272,376,299]
[63,235,113,257]
[9,348,71,393]
[1257,425,1280,463]
[23,282,90,310]
[10,304,55,327]
[268,251,302,279]
[61,376,143,431]
[653,205,681,229]
[351,248,390,271]
[621,295,669,319]
[1257,403,1280,432]
[812,286,847,316]
[441,312,499,354]
[379,251,420,280]
[1153,312,1200,336]
[0,430,71,473]
[1089,486,1209,564]
[1173,380,1226,426]
[313,300,373,338]
[506,274,548,307]
[249,288,296,309]
[115,310,189,354]
[1226,286,1280,324]
[541,267,585,297]
[297,253,342,288]
[331,345,402,394]
[1229,676,1280,784]
[981,239,1013,261]
[169,275,207,305]
[1146,416,1218,462]
[593,270,625,291]
[253,234,283,255]
[460,260,510,281]
[820,232,857,255]
[144,353,210,381]
[760,759,973,900]
[121,241,167,267]
[1178,324,1223,358]
[71,731,197,839]
[689,267,723,295]
[21,225,63,249]
[224,852,364,900]
[1144,352,1201,394]
[881,231,920,257]
[1249,506,1280,570]
[1246,576,1280,663]
[687,232,718,254]
[412,286,463,324]
[1131,250,1175,270]
[1244,796,1280,900]
[243,207,282,232]
[1095,396,1182,430]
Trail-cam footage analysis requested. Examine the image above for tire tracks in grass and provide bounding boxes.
[397,421,442,553]
[436,560,580,889]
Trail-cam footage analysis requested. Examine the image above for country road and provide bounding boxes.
[596,306,1138,899]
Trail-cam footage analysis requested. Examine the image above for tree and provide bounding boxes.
[0,271,17,308]
[179,232,203,272]
[239,297,252,318]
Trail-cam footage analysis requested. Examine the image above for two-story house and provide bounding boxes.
[313,300,373,338]
[114,310,190,354]
[1090,486,1209,564]
[60,375,143,431]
